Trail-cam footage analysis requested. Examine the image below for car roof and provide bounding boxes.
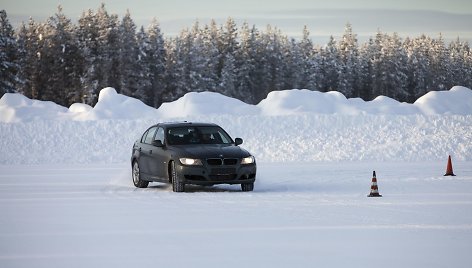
[156,122,220,128]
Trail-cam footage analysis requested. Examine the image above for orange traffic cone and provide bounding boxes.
[444,155,456,176]
[368,171,382,197]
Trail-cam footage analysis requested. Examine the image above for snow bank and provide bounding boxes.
[1,114,471,164]
[414,86,472,115]
[258,90,359,115]
[71,87,159,120]
[256,88,467,116]
[157,91,259,118]
[1,86,471,164]
[0,93,68,123]
[68,103,92,114]
[363,96,421,115]
[1,86,471,122]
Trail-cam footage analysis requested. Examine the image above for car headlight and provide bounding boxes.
[179,158,203,166]
[241,156,255,165]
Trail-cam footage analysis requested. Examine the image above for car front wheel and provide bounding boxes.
[132,161,149,188]
[171,161,185,192]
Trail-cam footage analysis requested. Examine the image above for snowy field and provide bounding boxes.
[1,86,472,267]
[1,161,472,268]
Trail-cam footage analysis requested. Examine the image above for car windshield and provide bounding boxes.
[167,126,233,145]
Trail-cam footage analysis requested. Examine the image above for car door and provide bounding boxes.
[139,126,158,177]
[148,127,168,180]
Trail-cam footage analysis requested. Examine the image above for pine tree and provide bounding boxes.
[164,30,191,101]
[258,25,285,96]
[283,38,302,90]
[337,23,359,97]
[220,53,237,97]
[309,48,324,92]
[236,23,258,103]
[16,19,51,101]
[15,19,38,99]
[98,5,120,92]
[405,35,432,99]
[134,26,152,105]
[42,6,83,106]
[430,34,449,91]
[319,36,339,92]
[217,17,239,86]
[184,23,202,92]
[221,18,238,57]
[277,35,294,90]
[31,20,55,103]
[371,31,386,97]
[448,38,470,88]
[188,21,212,92]
[200,23,219,93]
[146,19,167,107]
[357,38,374,100]
[162,37,180,103]
[391,33,409,101]
[77,8,100,104]
[466,45,472,88]
[76,3,120,104]
[298,26,316,90]
[382,33,408,100]
[403,37,418,101]
[0,10,18,96]
[118,10,140,97]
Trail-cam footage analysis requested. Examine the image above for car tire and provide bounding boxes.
[241,182,254,192]
[171,161,185,192]
[132,161,149,188]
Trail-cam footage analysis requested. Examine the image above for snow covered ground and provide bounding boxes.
[1,161,472,268]
[1,86,472,267]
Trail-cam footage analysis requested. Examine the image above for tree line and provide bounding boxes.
[1,5,471,108]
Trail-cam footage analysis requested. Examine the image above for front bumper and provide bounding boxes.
[176,161,256,186]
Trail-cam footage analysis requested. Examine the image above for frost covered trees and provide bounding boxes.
[337,23,359,97]
[42,6,83,106]
[134,19,166,107]
[76,4,120,104]
[0,10,18,96]
[118,10,140,97]
[370,32,408,101]
[2,6,472,107]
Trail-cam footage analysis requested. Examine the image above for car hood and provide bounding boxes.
[173,144,251,159]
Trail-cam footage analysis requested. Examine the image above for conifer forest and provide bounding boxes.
[1,6,471,107]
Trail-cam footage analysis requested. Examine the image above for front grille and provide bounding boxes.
[207,158,222,165]
[206,158,238,181]
[210,168,236,175]
[207,158,238,166]
[224,158,238,165]
[208,167,237,181]
[209,174,237,180]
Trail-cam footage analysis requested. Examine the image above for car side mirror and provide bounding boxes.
[235,138,243,146]
[152,140,164,147]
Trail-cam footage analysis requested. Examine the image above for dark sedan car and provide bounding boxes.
[131,122,256,192]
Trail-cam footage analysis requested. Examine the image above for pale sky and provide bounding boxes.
[3,0,472,43]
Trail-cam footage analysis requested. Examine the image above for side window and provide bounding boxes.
[155,127,165,143]
[140,129,149,143]
[143,127,157,144]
